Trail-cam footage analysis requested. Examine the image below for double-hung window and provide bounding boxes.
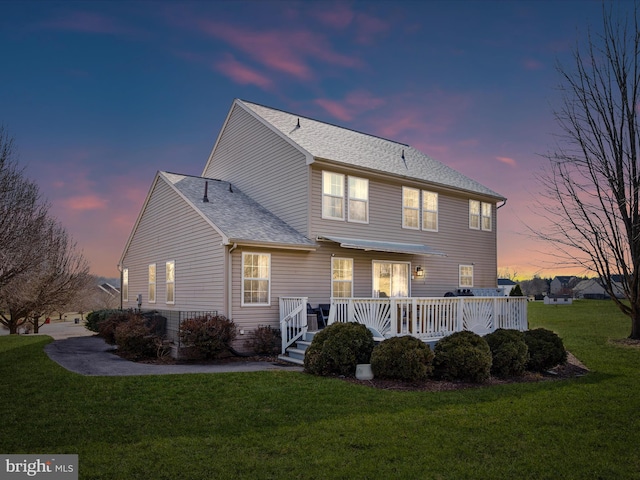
[469,200,492,231]
[348,177,368,223]
[459,265,474,287]
[122,268,129,303]
[166,261,175,304]
[331,258,353,298]
[322,171,345,220]
[242,253,270,306]
[402,187,420,229]
[323,171,369,223]
[403,187,438,230]
[422,191,438,231]
[148,264,156,304]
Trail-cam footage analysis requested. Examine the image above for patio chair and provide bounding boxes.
[317,304,330,328]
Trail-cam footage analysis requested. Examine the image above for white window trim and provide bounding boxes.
[331,257,354,298]
[241,252,271,307]
[402,187,420,230]
[422,190,438,232]
[166,260,175,305]
[122,268,129,303]
[347,176,369,224]
[148,263,156,304]
[459,264,474,288]
[322,171,345,221]
[481,202,492,231]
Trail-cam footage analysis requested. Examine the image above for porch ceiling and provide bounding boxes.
[317,235,447,257]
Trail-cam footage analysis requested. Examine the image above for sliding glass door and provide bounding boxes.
[373,262,409,298]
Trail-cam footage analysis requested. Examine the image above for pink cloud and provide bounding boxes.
[315,90,386,122]
[195,21,361,80]
[313,4,355,28]
[40,11,137,36]
[61,195,108,212]
[496,156,518,167]
[354,13,389,44]
[522,58,544,70]
[215,55,273,89]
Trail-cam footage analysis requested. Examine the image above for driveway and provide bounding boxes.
[3,320,302,376]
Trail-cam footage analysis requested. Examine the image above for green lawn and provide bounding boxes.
[1,300,639,479]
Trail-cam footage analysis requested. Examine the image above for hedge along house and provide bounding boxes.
[119,99,527,360]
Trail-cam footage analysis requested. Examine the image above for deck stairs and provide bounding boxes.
[278,330,318,365]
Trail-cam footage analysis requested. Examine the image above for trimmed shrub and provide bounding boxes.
[485,329,529,378]
[245,325,281,356]
[433,330,492,383]
[371,336,434,382]
[114,316,157,359]
[98,311,136,345]
[86,309,120,333]
[304,322,374,376]
[179,314,237,360]
[524,328,567,372]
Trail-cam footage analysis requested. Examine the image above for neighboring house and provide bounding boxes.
[119,99,517,350]
[573,276,626,299]
[497,278,517,296]
[550,276,579,296]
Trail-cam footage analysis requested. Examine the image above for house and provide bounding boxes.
[497,278,517,296]
[550,276,579,296]
[119,99,526,357]
[573,276,626,299]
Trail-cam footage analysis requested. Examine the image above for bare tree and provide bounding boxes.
[0,127,50,291]
[538,3,640,338]
[0,128,91,334]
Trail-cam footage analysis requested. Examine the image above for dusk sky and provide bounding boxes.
[1,0,612,280]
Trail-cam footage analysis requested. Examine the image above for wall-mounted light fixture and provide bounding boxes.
[415,266,424,277]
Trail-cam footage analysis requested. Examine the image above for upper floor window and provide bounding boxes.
[331,258,353,298]
[422,191,438,231]
[322,171,345,220]
[459,264,474,287]
[469,200,492,231]
[322,171,369,223]
[242,252,270,306]
[403,187,438,231]
[122,268,129,303]
[348,177,369,223]
[166,261,175,304]
[148,264,156,304]
[402,187,420,229]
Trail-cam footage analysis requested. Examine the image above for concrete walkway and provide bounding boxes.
[3,321,303,376]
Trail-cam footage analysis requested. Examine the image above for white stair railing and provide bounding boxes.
[279,297,308,354]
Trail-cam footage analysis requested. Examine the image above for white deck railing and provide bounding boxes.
[279,297,308,354]
[327,297,528,340]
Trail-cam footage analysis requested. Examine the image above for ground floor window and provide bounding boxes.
[332,258,353,297]
[122,268,128,303]
[148,263,156,303]
[373,261,409,298]
[459,264,474,287]
[242,252,270,306]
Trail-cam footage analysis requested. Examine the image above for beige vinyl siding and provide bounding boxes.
[121,178,226,313]
[309,166,497,292]
[203,104,309,234]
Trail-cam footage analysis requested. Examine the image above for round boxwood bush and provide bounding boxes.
[484,329,529,378]
[433,330,492,383]
[304,322,374,376]
[371,336,434,382]
[523,328,567,372]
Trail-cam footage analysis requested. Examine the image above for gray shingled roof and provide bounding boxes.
[241,100,505,200]
[162,172,316,249]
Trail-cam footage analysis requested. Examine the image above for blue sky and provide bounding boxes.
[0,0,609,278]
